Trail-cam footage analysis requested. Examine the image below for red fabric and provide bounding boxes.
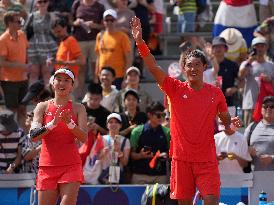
[170,160,220,200]
[253,79,274,122]
[79,131,96,166]
[149,150,160,168]
[224,0,252,6]
[161,76,228,162]
[40,100,81,166]
[36,164,83,190]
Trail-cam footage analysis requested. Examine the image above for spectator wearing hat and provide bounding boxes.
[95,9,132,90]
[83,83,111,135]
[0,11,29,129]
[219,28,248,65]
[0,109,24,173]
[113,66,152,113]
[99,113,130,184]
[119,89,147,139]
[21,80,51,106]
[246,96,274,171]
[130,101,170,184]
[239,37,274,127]
[212,36,239,107]
[254,16,274,61]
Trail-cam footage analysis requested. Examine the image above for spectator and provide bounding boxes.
[246,96,274,171]
[83,83,111,135]
[176,0,197,32]
[219,28,248,65]
[0,0,27,35]
[21,80,51,106]
[113,66,152,113]
[254,16,274,61]
[0,11,29,129]
[239,37,274,127]
[27,0,58,85]
[119,89,147,138]
[0,109,23,174]
[130,101,170,184]
[151,0,164,34]
[99,113,130,184]
[95,9,132,89]
[99,66,119,112]
[50,16,85,98]
[115,0,135,37]
[215,123,252,174]
[71,0,105,98]
[258,0,274,22]
[132,0,155,43]
[212,36,239,107]
[21,111,41,173]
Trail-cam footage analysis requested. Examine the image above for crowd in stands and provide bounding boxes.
[0,0,273,186]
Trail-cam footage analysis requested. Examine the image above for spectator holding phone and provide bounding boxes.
[239,37,274,127]
[130,101,170,184]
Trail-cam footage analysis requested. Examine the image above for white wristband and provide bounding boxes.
[45,120,56,130]
[67,119,76,130]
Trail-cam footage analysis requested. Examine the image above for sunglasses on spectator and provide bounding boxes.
[104,18,115,22]
[37,0,48,4]
[153,112,166,119]
[263,104,274,109]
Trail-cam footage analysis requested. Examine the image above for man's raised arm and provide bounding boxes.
[130,16,167,86]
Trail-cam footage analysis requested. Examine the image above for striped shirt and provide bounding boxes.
[179,0,197,14]
[0,129,24,171]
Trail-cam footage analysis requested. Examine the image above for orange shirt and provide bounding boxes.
[55,35,82,77]
[95,31,131,78]
[161,76,228,162]
[40,100,81,166]
[0,30,28,81]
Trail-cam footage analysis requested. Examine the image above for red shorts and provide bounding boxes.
[36,164,83,190]
[170,160,220,200]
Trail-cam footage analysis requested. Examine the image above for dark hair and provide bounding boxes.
[146,101,165,114]
[124,89,139,102]
[101,66,116,77]
[181,49,207,67]
[51,16,69,29]
[4,11,20,27]
[87,82,103,95]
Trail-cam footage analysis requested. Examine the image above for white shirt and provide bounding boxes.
[101,85,119,112]
[214,131,252,174]
[259,0,274,6]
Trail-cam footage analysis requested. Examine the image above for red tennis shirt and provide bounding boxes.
[161,76,228,162]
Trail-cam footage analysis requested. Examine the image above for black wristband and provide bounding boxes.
[30,127,47,139]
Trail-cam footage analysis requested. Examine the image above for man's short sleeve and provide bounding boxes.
[130,125,143,151]
[0,38,8,57]
[121,33,131,54]
[70,37,81,57]
[160,76,182,98]
[216,88,228,113]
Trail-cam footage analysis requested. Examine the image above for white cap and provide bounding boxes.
[126,66,140,76]
[54,68,75,82]
[251,37,267,47]
[103,9,117,19]
[107,113,122,123]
